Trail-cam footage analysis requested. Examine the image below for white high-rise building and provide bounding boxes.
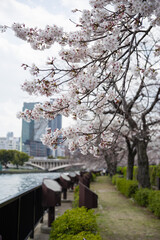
[0,132,20,151]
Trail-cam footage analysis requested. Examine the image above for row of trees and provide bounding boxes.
[2,0,160,187]
[0,150,29,169]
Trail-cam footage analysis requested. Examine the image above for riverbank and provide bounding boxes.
[0,169,47,174]
[92,176,160,240]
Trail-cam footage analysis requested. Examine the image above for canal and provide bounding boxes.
[0,172,60,203]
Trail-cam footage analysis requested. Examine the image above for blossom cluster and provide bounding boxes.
[12,23,64,50]
[132,66,158,81]
[21,78,59,96]
[8,1,160,51]
[41,120,114,156]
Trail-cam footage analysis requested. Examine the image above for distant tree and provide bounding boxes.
[0,150,29,169]
[0,149,12,168]
[11,151,29,169]
[48,155,55,159]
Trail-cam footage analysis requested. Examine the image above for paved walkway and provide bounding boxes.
[29,191,74,240]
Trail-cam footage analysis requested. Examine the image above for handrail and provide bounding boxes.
[0,184,41,206]
[0,184,44,240]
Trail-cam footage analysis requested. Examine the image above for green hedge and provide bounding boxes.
[148,190,160,218]
[116,178,138,198]
[91,172,97,182]
[116,166,123,175]
[134,188,150,207]
[112,174,118,185]
[118,165,160,185]
[122,166,127,178]
[112,172,160,218]
[134,189,160,218]
[49,207,101,239]
[112,174,123,185]
[149,165,160,186]
[150,166,157,186]
[72,185,79,208]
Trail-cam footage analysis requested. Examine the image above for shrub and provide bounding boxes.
[149,165,160,187]
[112,174,123,185]
[156,165,160,177]
[122,166,127,178]
[125,180,138,197]
[91,172,97,182]
[116,178,126,194]
[49,207,98,239]
[134,188,150,207]
[133,166,138,181]
[148,190,160,218]
[116,178,138,198]
[150,165,157,186]
[112,175,118,185]
[72,185,79,208]
[117,166,138,181]
[116,166,123,174]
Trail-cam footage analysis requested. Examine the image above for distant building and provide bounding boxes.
[21,102,64,157]
[7,132,14,138]
[0,132,20,151]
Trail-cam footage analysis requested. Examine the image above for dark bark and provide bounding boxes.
[104,152,117,177]
[125,137,136,180]
[136,139,150,188]
[127,150,136,180]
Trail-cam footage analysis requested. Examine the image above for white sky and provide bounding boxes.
[0,0,90,137]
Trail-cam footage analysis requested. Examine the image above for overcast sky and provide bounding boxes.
[0,0,90,137]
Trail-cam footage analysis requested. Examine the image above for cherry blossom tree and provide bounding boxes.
[147,125,160,165]
[1,0,160,187]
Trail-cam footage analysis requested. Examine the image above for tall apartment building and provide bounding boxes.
[0,132,20,151]
[21,102,63,157]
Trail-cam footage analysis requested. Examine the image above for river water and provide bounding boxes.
[0,172,60,204]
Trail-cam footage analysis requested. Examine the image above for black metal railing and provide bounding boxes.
[0,185,44,240]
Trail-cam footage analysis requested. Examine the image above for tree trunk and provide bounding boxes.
[104,152,117,177]
[108,161,117,177]
[127,152,135,180]
[125,137,136,180]
[136,139,150,188]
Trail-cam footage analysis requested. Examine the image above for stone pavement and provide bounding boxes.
[30,191,74,240]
